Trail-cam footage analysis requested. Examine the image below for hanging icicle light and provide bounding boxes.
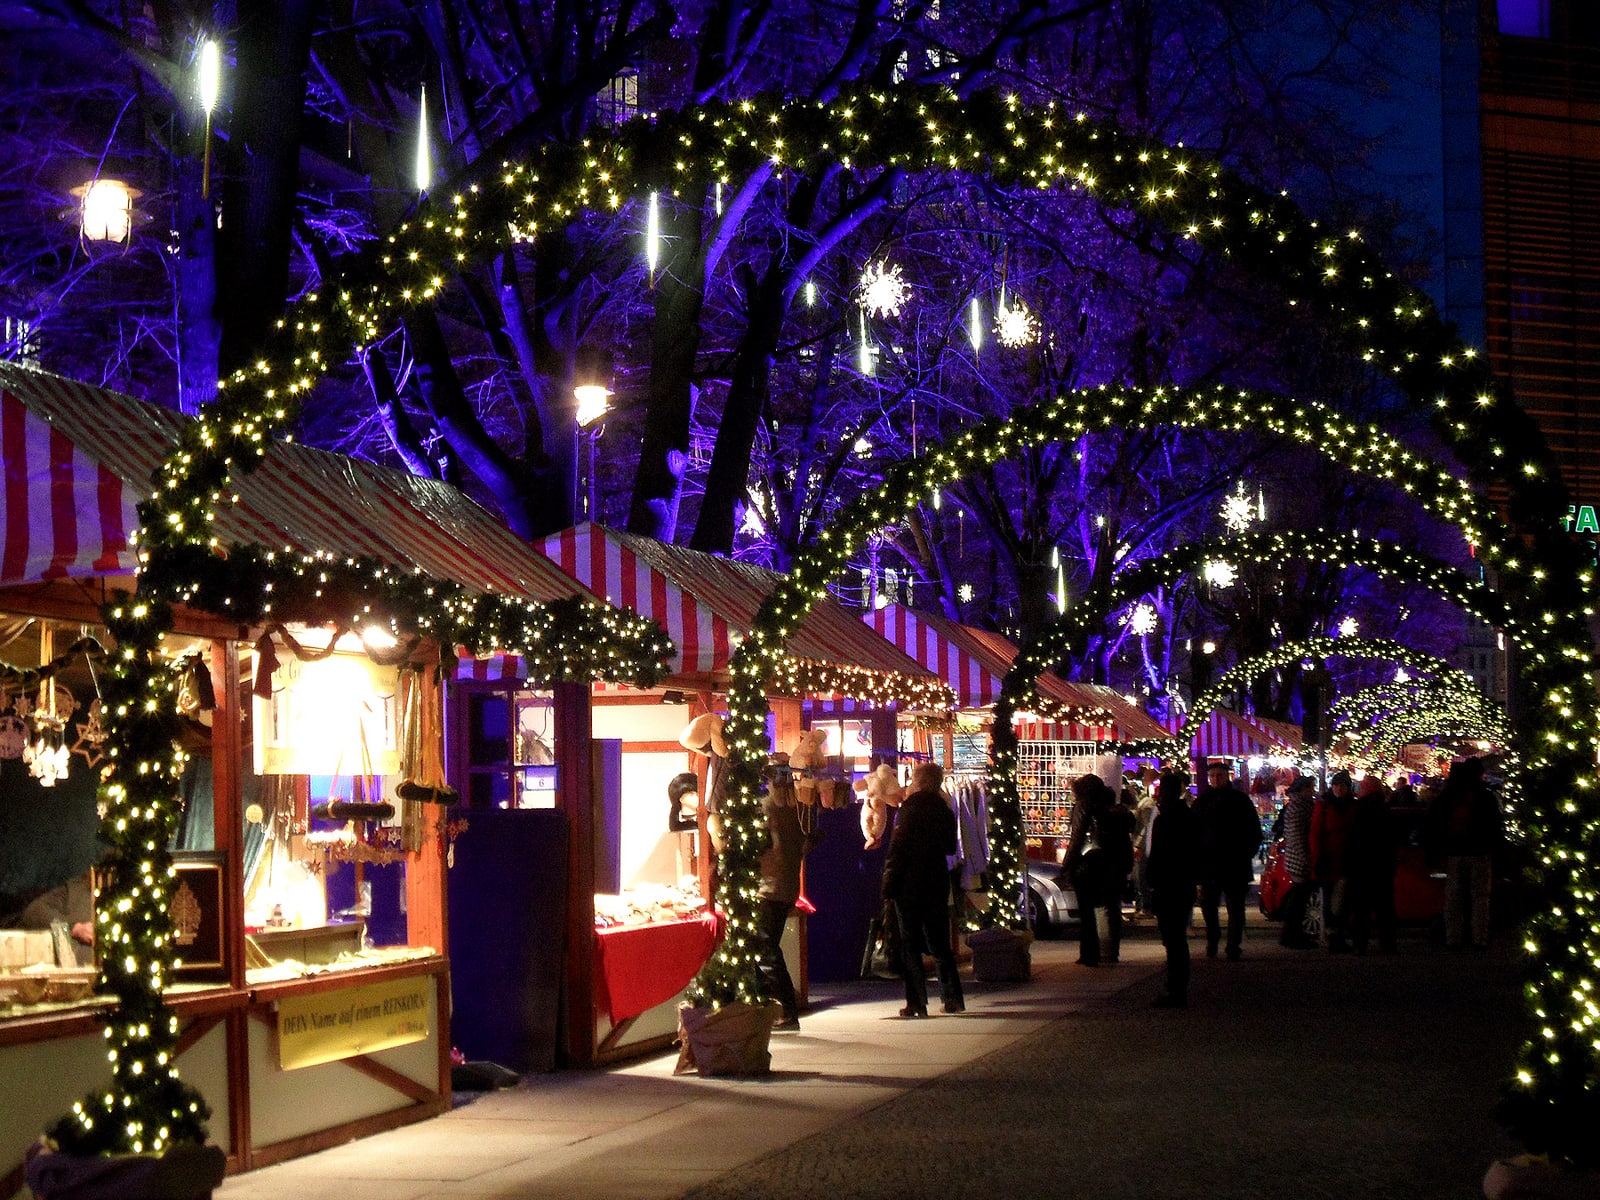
[1055,560,1067,615]
[858,311,874,375]
[646,191,660,279]
[804,279,816,307]
[198,38,221,199]
[969,297,983,350]
[714,179,724,216]
[415,85,431,193]
[858,259,908,318]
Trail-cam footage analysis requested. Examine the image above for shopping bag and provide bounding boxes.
[860,902,903,979]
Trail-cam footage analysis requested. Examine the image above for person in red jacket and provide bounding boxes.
[1311,770,1357,952]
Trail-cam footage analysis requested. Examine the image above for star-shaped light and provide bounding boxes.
[1125,602,1158,636]
[858,260,908,318]
[995,296,1039,348]
[1221,484,1256,532]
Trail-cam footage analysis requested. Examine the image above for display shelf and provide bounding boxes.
[1016,740,1101,838]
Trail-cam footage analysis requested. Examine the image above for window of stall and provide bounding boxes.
[239,628,436,980]
[1,614,233,1017]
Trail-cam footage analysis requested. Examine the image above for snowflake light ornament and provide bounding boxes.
[1220,484,1256,532]
[1337,616,1359,637]
[858,260,908,318]
[957,582,974,604]
[1125,602,1158,636]
[1203,560,1237,589]
[994,296,1039,348]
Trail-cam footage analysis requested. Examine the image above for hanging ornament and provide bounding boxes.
[969,297,983,350]
[858,259,908,318]
[415,84,432,193]
[646,191,660,281]
[70,698,110,769]
[198,38,221,199]
[1220,481,1257,532]
[995,293,1039,348]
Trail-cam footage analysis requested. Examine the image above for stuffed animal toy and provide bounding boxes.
[853,763,904,850]
[678,712,729,759]
[786,728,829,806]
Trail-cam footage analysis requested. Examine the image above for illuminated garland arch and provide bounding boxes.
[82,82,1599,1164]
[1178,634,1501,752]
[982,542,1519,928]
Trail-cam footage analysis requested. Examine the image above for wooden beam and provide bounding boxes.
[555,681,596,1067]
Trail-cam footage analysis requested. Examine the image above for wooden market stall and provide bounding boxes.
[0,365,643,1187]
[451,524,948,1065]
[856,605,1170,948]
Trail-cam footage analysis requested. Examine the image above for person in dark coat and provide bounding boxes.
[1063,774,1135,966]
[1425,757,1503,948]
[1277,774,1318,948]
[756,781,806,1031]
[882,762,964,1017]
[1192,762,1262,960]
[1346,775,1398,954]
[1148,769,1198,1008]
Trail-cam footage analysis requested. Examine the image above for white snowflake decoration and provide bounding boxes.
[1125,602,1158,636]
[957,582,974,604]
[858,260,908,318]
[1337,616,1359,637]
[1203,560,1237,589]
[1394,667,1411,683]
[994,296,1039,348]
[1220,485,1256,532]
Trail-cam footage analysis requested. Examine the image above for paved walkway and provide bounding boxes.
[219,919,1525,1200]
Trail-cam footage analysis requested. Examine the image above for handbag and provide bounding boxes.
[860,900,903,980]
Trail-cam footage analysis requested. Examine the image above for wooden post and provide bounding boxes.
[210,638,252,1168]
[406,662,449,952]
[555,681,596,1067]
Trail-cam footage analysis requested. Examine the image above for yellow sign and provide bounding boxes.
[276,974,432,1071]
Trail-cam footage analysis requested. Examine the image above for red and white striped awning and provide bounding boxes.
[1172,709,1284,760]
[492,525,942,695]
[866,605,1171,741]
[0,363,609,609]
[1242,714,1303,753]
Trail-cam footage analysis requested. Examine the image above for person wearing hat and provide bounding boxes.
[1311,770,1358,952]
[1278,774,1318,948]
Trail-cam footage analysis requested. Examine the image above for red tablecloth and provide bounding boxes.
[593,912,720,1023]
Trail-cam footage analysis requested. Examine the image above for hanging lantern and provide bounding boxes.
[74,178,141,245]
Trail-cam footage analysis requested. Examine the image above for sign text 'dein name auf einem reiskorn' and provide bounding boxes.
[276,973,432,1071]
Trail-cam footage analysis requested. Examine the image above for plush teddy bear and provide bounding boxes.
[786,728,829,806]
[852,763,904,850]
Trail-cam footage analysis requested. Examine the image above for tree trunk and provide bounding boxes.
[629,201,706,540]
[216,0,318,374]
[172,127,219,415]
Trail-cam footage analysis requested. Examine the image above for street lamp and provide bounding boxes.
[574,380,611,521]
[73,177,141,245]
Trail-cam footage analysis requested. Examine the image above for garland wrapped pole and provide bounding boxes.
[49,82,1600,1168]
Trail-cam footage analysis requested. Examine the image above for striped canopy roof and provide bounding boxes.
[1172,708,1289,759]
[866,605,1170,742]
[0,362,609,607]
[457,525,947,700]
